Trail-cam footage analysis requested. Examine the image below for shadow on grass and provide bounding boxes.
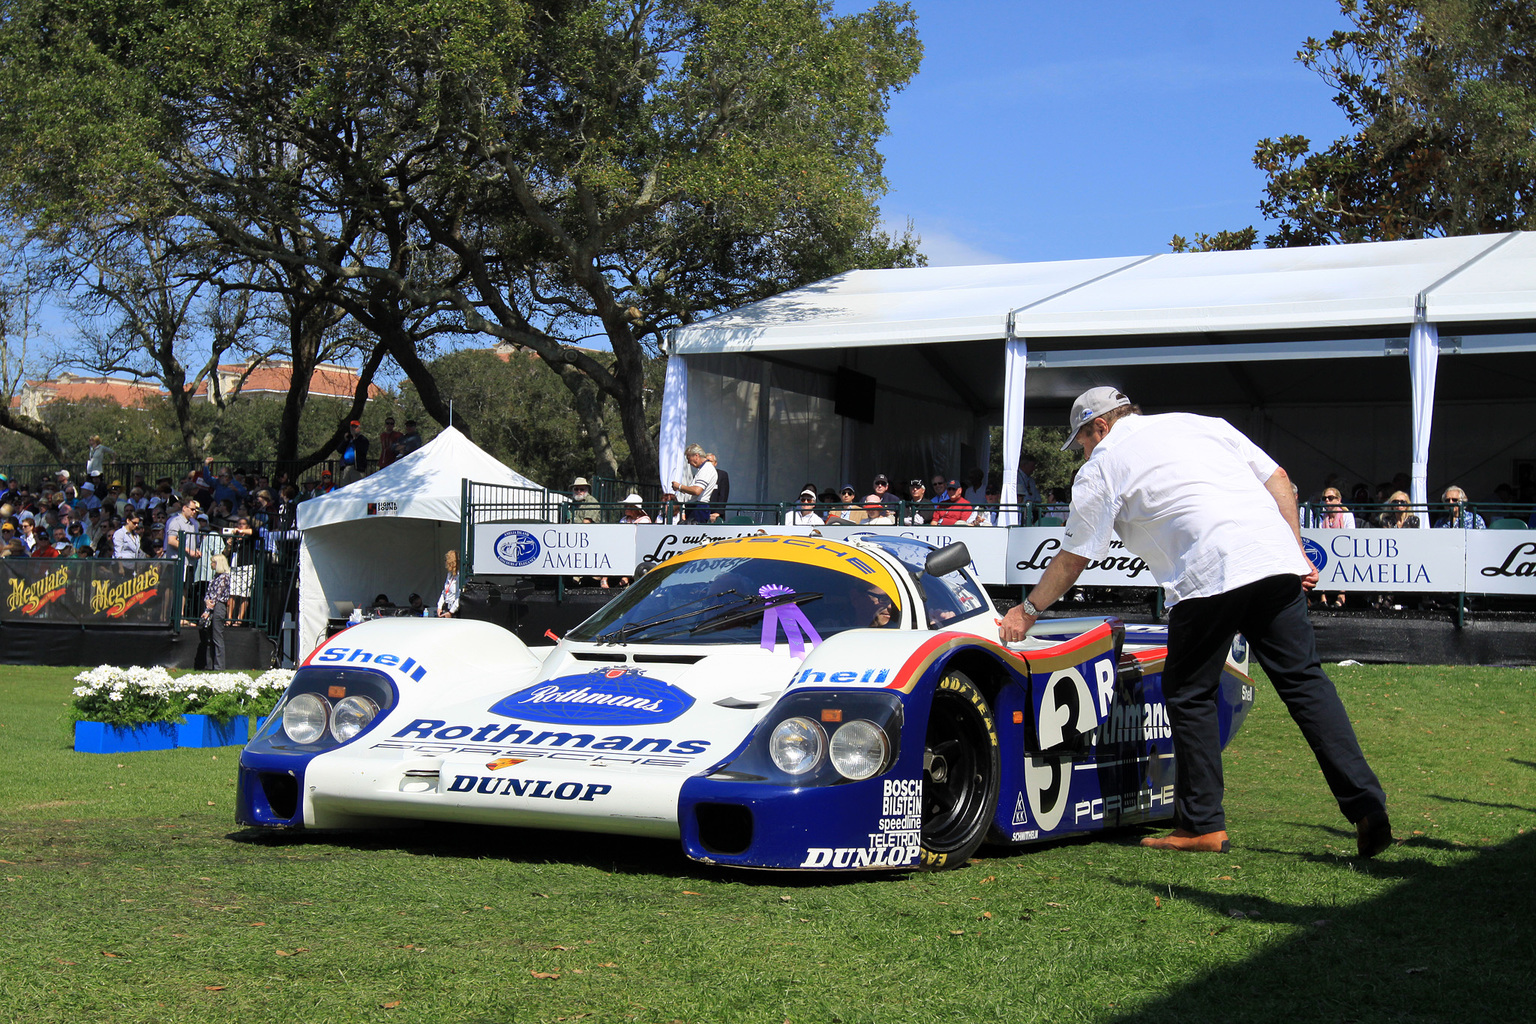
[226,820,1128,887]
[227,822,912,888]
[1104,829,1536,1023]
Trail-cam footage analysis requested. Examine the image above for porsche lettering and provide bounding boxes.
[1072,784,1175,823]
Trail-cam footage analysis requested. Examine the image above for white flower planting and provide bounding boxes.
[72,666,295,726]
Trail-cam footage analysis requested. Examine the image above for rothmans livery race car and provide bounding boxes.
[237,534,1255,870]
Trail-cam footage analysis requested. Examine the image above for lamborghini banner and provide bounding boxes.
[0,559,177,626]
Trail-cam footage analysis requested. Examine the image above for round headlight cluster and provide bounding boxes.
[281,692,380,744]
[282,693,331,744]
[828,719,891,781]
[332,695,381,742]
[769,717,825,774]
[768,715,891,780]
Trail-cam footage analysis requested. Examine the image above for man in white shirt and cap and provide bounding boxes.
[999,387,1391,859]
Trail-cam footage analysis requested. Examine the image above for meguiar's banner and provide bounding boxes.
[0,558,177,626]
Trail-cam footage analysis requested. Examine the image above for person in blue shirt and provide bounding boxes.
[1434,485,1485,529]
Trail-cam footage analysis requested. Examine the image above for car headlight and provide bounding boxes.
[828,719,890,781]
[282,692,331,744]
[330,695,380,742]
[769,716,826,775]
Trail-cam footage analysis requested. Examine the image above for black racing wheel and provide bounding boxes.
[919,670,1001,869]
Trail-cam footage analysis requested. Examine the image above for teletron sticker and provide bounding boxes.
[800,778,923,868]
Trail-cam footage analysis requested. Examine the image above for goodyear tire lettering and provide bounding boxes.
[918,670,1001,871]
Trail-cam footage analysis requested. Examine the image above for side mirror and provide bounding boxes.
[924,542,971,577]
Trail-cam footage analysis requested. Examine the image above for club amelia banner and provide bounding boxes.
[468,521,1536,596]
[470,523,1017,583]
[0,558,177,626]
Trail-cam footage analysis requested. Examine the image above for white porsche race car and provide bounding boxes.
[237,533,1255,870]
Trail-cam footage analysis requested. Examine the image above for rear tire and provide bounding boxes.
[919,670,1000,870]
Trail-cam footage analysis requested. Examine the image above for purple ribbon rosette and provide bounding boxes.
[758,583,823,658]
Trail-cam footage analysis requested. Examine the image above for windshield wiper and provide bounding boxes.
[688,591,823,636]
[592,589,744,643]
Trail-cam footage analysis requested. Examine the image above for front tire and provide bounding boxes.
[919,670,1000,869]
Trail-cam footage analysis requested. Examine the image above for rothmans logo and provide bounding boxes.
[489,667,695,725]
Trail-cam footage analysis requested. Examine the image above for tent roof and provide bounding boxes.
[671,232,1536,354]
[296,426,547,530]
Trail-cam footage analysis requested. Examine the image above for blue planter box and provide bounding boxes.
[74,721,178,754]
[175,714,250,749]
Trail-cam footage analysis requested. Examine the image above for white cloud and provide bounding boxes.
[891,221,1012,267]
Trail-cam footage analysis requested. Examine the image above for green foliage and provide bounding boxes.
[0,0,925,484]
[990,424,1078,495]
[404,346,665,486]
[1168,227,1259,252]
[1255,0,1536,245]
[68,666,292,727]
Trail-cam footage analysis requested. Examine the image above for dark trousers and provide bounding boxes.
[207,607,227,670]
[1164,574,1385,833]
[689,502,711,524]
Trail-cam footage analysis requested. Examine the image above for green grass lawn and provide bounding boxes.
[2,662,1532,1024]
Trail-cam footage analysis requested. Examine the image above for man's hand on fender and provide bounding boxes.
[998,604,1036,643]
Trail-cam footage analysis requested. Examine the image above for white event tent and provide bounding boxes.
[661,232,1536,519]
[297,426,553,658]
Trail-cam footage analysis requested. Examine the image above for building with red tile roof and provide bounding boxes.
[13,360,381,417]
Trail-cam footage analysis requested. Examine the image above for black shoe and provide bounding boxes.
[1356,812,1393,858]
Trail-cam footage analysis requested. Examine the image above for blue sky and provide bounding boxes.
[836,0,1357,265]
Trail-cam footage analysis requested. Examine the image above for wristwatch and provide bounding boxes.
[1021,597,1041,618]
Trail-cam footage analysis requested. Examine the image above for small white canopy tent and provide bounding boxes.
[663,232,1536,518]
[297,426,549,658]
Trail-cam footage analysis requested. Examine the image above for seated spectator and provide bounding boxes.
[1380,492,1419,529]
[407,593,427,616]
[964,468,987,506]
[371,593,395,610]
[931,480,975,526]
[903,479,927,525]
[873,474,900,510]
[825,485,862,523]
[619,494,652,524]
[929,474,948,509]
[862,494,895,526]
[1314,486,1354,609]
[784,488,824,526]
[571,477,602,522]
[1320,486,1355,529]
[1435,485,1485,529]
[1041,487,1071,521]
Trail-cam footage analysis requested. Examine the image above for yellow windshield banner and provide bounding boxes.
[665,536,903,606]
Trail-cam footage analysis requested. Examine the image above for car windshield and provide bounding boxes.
[569,548,903,645]
[856,534,991,628]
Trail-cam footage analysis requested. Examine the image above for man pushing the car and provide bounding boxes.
[998,387,1392,858]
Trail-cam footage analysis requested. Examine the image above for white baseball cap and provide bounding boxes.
[1061,387,1131,451]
